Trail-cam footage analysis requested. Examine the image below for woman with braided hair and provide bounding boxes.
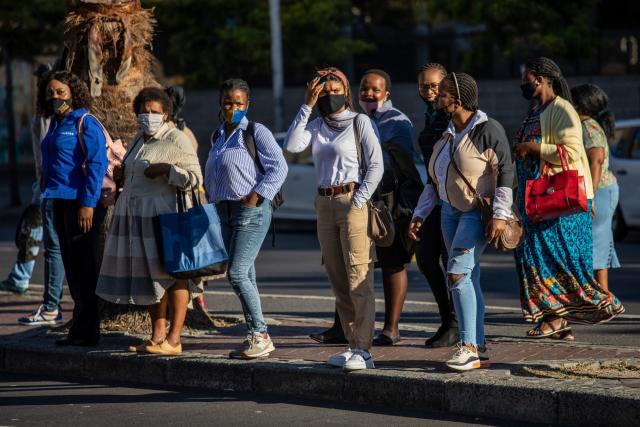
[571,83,621,292]
[513,58,624,341]
[409,72,514,371]
[415,63,456,348]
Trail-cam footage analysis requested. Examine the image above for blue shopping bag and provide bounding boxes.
[157,190,228,279]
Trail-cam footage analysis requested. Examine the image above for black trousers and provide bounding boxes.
[53,199,106,342]
[415,205,453,327]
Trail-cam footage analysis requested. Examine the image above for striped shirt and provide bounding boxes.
[204,117,287,203]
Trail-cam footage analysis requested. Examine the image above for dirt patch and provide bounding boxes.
[519,360,640,380]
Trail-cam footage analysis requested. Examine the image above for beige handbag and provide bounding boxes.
[353,115,395,247]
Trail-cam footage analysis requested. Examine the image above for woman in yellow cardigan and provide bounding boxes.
[513,57,624,340]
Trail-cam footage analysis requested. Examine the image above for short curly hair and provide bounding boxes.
[132,87,173,117]
[37,71,92,118]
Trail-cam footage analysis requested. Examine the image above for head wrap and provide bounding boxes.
[315,67,357,131]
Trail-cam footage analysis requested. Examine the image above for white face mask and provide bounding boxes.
[138,113,165,135]
[359,99,384,115]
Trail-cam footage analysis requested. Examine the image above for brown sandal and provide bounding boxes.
[526,319,570,339]
[551,329,575,341]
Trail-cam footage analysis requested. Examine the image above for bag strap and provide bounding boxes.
[541,144,569,176]
[176,188,187,213]
[122,134,143,164]
[448,137,481,200]
[353,114,366,178]
[77,113,90,168]
[557,144,569,170]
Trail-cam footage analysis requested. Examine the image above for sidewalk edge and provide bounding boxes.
[1,340,639,426]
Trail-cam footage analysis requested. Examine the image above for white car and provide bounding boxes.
[273,132,428,221]
[610,118,640,240]
[272,132,317,221]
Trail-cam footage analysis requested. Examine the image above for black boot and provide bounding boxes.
[425,320,458,348]
[309,309,348,344]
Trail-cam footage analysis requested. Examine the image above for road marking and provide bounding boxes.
[203,290,640,319]
[19,284,640,319]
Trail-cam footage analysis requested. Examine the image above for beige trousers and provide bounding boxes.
[315,192,375,350]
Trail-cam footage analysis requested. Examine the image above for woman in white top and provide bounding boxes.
[285,67,383,371]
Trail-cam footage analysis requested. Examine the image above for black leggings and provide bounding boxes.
[415,205,453,327]
[53,199,106,342]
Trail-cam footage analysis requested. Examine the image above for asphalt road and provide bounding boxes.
[0,372,533,427]
[1,223,639,346]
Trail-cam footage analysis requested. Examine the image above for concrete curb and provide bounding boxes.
[2,337,639,426]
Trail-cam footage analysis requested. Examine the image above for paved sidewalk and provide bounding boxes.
[2,293,639,426]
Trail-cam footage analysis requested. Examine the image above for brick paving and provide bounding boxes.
[2,294,638,372]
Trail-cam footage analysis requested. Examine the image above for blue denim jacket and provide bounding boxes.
[41,108,108,208]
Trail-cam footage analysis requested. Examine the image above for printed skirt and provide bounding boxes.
[96,189,203,306]
[515,161,624,324]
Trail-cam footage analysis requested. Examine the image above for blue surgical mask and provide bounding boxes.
[225,108,248,125]
[138,113,165,135]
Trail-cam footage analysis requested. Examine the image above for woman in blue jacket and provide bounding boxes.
[38,71,108,346]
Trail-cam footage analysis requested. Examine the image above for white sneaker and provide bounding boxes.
[343,349,375,371]
[327,347,353,367]
[445,343,480,371]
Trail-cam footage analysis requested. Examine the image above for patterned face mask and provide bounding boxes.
[224,108,248,125]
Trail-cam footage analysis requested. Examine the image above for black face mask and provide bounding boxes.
[317,94,345,117]
[50,98,72,115]
[438,101,456,122]
[520,82,536,100]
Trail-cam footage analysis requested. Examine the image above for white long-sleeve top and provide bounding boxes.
[284,104,383,208]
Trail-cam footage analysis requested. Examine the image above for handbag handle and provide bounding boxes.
[541,144,569,176]
[176,187,202,213]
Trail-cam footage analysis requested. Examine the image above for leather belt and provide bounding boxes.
[317,182,359,197]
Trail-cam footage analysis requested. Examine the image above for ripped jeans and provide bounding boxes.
[441,202,488,347]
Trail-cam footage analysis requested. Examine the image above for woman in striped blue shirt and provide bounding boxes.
[204,78,288,360]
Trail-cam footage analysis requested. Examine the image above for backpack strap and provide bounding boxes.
[210,127,222,148]
[243,121,266,174]
[243,121,280,246]
[76,113,90,156]
[76,113,92,176]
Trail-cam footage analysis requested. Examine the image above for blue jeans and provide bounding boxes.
[42,198,65,312]
[441,203,488,347]
[593,184,621,270]
[216,200,272,334]
[5,185,43,289]
[5,260,36,289]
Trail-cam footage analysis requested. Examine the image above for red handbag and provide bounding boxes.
[525,144,588,222]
